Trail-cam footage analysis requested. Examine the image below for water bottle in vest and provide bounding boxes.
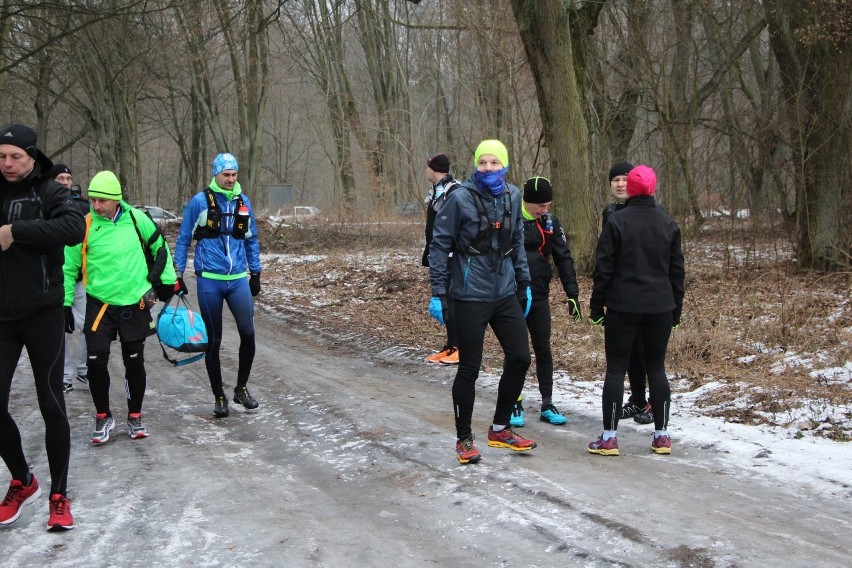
[541,214,553,234]
[234,204,249,237]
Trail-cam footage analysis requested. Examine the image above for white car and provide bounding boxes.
[139,205,181,226]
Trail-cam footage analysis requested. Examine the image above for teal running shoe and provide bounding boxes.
[509,401,525,427]
[539,404,567,425]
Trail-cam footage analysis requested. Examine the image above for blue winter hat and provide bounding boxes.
[212,153,239,176]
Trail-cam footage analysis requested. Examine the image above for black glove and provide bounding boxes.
[672,306,682,329]
[249,273,261,296]
[174,277,188,296]
[64,306,75,333]
[567,296,582,322]
[156,283,175,302]
[589,311,605,327]
[516,281,532,318]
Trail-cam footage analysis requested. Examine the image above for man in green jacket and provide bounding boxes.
[63,171,177,445]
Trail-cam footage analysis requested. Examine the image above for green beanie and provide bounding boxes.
[87,171,123,200]
[474,139,509,168]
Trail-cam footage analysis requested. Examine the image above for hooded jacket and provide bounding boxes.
[63,202,176,307]
[429,174,530,302]
[174,183,262,279]
[0,152,85,320]
[590,195,685,319]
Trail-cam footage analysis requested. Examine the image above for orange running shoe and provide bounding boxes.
[426,346,452,363]
[438,347,459,365]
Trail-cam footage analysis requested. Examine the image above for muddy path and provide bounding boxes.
[1,302,849,567]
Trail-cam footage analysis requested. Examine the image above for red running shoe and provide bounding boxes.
[487,427,537,451]
[588,435,620,456]
[651,434,672,454]
[0,476,40,525]
[455,436,481,464]
[47,493,74,531]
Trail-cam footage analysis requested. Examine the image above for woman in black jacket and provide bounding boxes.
[510,177,581,428]
[588,165,685,456]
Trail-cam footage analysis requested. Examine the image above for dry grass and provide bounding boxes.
[257,216,852,440]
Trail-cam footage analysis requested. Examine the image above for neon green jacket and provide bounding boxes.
[64,202,177,306]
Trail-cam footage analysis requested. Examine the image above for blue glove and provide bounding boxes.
[516,282,532,318]
[524,286,532,318]
[429,296,447,325]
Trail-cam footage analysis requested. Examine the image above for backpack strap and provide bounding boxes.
[128,208,168,285]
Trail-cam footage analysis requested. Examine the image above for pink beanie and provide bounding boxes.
[626,165,656,197]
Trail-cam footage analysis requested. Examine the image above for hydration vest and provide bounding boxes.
[461,189,514,257]
[192,188,249,240]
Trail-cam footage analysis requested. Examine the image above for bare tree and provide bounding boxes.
[510,0,602,271]
[764,0,852,270]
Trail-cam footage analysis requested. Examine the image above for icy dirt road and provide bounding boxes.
[1,304,849,568]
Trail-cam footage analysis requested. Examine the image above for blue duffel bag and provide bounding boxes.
[156,294,208,366]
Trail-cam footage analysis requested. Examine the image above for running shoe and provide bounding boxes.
[91,413,115,445]
[213,396,229,417]
[63,382,73,394]
[455,436,481,464]
[47,493,74,531]
[509,401,525,427]
[634,403,654,425]
[539,404,568,425]
[0,476,40,525]
[620,400,644,420]
[233,386,259,409]
[487,427,537,451]
[588,435,619,456]
[76,374,88,386]
[127,413,149,439]
[651,434,672,454]
[438,347,459,365]
[426,346,452,363]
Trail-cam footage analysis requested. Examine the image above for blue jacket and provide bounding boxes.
[429,174,529,302]
[174,187,262,279]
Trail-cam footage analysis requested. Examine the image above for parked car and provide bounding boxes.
[137,205,181,226]
[292,206,322,220]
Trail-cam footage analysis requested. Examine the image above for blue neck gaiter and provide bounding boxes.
[475,167,509,196]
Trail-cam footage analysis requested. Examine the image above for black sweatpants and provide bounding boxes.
[452,295,531,440]
[602,310,672,431]
[524,298,554,400]
[0,305,70,496]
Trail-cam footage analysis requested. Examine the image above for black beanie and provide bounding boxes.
[426,153,450,174]
[0,124,39,158]
[47,163,72,179]
[608,161,634,182]
[523,176,553,203]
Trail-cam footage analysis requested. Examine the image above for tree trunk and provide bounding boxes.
[511,0,597,272]
[765,0,852,270]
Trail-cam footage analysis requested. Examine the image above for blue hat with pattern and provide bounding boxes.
[212,152,239,176]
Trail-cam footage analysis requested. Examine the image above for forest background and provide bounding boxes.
[1,1,849,436]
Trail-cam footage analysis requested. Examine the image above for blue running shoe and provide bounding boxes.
[509,401,525,427]
[539,404,567,425]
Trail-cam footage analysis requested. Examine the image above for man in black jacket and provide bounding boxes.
[0,124,85,530]
[510,176,581,428]
[588,165,685,456]
[422,153,461,364]
[48,164,90,393]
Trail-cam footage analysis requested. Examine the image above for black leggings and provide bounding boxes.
[627,334,648,404]
[86,335,147,416]
[602,310,672,431]
[452,295,531,440]
[0,306,70,495]
[524,298,554,400]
